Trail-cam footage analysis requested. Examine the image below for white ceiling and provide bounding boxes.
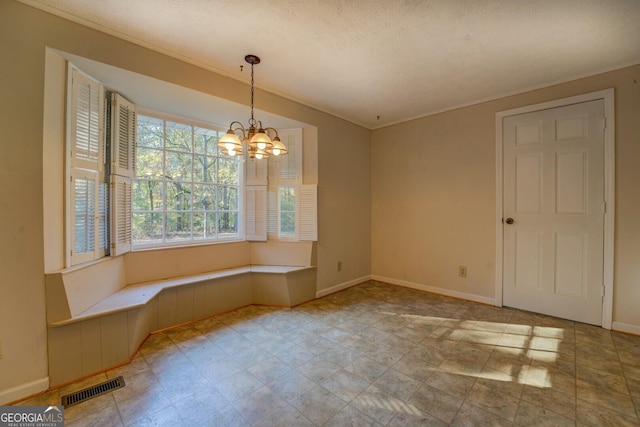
[23,0,640,129]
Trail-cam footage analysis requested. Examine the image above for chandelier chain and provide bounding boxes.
[249,62,256,127]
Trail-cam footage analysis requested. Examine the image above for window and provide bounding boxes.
[278,186,296,238]
[266,128,317,241]
[132,114,241,247]
[65,60,315,266]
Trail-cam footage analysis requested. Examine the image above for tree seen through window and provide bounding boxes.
[133,115,240,246]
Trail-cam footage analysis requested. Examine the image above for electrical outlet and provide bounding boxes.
[459,266,468,278]
[337,261,343,272]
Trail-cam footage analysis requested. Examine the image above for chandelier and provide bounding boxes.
[218,55,287,159]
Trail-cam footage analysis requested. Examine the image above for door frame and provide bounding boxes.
[495,89,615,329]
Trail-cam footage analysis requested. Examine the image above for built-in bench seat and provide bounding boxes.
[45,241,317,386]
[49,265,314,327]
[66,266,251,325]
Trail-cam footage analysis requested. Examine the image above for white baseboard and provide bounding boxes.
[0,377,49,405]
[316,275,372,298]
[612,321,640,336]
[371,275,497,306]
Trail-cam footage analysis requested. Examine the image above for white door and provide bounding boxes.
[502,100,605,325]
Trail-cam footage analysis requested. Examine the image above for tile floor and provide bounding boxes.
[17,281,640,426]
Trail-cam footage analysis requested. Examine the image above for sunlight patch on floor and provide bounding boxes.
[377,311,566,390]
[356,393,423,416]
[533,326,564,339]
[520,365,552,388]
[429,363,552,388]
[525,349,558,363]
[528,336,561,352]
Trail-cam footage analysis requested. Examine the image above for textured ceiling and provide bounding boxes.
[21,0,640,129]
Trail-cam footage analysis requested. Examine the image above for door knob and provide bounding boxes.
[505,218,515,224]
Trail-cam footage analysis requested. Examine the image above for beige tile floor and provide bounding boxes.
[17,281,640,426]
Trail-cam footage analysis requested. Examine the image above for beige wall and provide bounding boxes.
[372,104,497,300]
[0,0,371,401]
[0,0,49,402]
[372,64,640,329]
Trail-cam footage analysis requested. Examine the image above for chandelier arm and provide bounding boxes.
[228,120,246,129]
[263,127,280,138]
[227,121,247,138]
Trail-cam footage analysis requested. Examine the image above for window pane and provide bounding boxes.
[194,155,217,183]
[165,121,192,152]
[194,127,218,156]
[133,180,164,211]
[166,182,192,210]
[166,212,192,241]
[136,116,164,149]
[193,212,216,239]
[218,212,238,236]
[218,157,239,184]
[192,184,216,211]
[279,186,296,238]
[280,212,296,238]
[136,147,164,178]
[280,186,296,210]
[165,151,192,181]
[218,186,238,210]
[133,212,163,244]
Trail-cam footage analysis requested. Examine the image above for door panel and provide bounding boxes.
[503,100,604,325]
[556,151,587,214]
[514,230,543,290]
[515,154,542,213]
[554,233,587,297]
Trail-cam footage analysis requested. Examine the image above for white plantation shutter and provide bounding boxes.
[274,128,302,184]
[67,65,105,266]
[98,181,109,253]
[111,93,136,178]
[70,67,103,169]
[267,190,277,237]
[298,184,317,241]
[245,156,267,241]
[267,153,277,239]
[264,128,315,241]
[71,170,98,264]
[245,185,267,241]
[73,174,94,253]
[245,157,268,185]
[111,175,132,255]
[109,93,136,256]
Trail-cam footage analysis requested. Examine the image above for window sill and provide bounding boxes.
[131,238,244,253]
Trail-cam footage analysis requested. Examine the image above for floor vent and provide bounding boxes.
[61,376,125,407]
